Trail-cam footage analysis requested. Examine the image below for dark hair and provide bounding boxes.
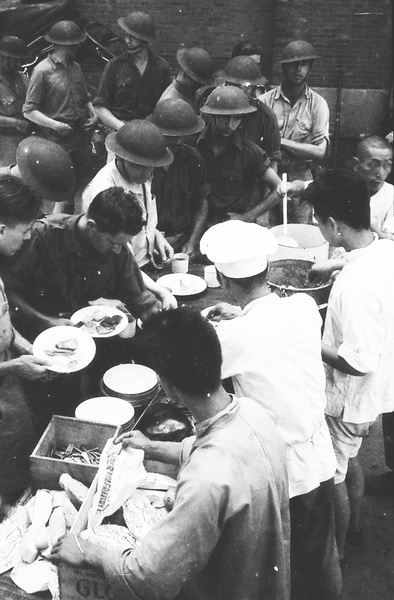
[224,266,268,289]
[231,40,262,58]
[302,168,370,230]
[142,307,222,396]
[0,177,40,225]
[87,187,144,235]
[356,135,393,160]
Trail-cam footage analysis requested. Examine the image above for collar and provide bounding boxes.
[47,52,74,69]
[195,396,239,438]
[241,292,278,315]
[41,213,94,258]
[345,233,379,262]
[275,82,312,102]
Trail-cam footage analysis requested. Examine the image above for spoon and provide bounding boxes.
[276,173,299,248]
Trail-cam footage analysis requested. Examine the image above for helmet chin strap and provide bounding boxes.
[126,41,147,55]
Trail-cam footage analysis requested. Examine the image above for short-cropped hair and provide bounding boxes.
[356,135,393,160]
[142,307,223,396]
[87,187,144,235]
[0,177,40,226]
[302,168,370,230]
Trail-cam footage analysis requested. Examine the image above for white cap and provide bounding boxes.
[200,221,278,278]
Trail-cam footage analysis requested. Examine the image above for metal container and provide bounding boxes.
[268,259,333,306]
[270,224,329,263]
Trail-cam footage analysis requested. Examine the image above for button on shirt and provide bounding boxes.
[259,84,329,172]
[152,144,210,236]
[93,50,171,121]
[82,160,157,267]
[23,54,90,123]
[103,397,290,600]
[323,238,394,424]
[240,98,281,162]
[216,293,336,497]
[196,127,271,221]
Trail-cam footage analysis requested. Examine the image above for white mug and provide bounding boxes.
[204,265,220,288]
[172,253,189,274]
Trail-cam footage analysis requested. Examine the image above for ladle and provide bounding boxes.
[276,173,299,248]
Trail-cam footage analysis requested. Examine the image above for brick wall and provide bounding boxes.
[271,0,392,90]
[77,0,391,91]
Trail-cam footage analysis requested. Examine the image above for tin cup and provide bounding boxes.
[204,265,220,288]
[118,315,137,339]
[171,253,189,274]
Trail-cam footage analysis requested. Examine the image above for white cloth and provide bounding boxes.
[370,182,394,238]
[323,238,394,423]
[82,160,158,267]
[216,293,336,498]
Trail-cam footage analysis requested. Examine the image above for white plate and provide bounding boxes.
[75,397,135,426]
[33,325,96,373]
[70,306,128,338]
[103,364,158,395]
[156,273,207,297]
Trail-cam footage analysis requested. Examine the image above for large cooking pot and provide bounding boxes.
[268,259,333,306]
[137,404,194,443]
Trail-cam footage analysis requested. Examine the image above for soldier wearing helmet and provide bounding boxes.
[82,120,177,309]
[22,21,99,201]
[148,99,209,258]
[158,47,214,111]
[197,86,298,226]
[260,40,330,223]
[0,36,31,166]
[93,12,171,135]
[217,56,281,171]
[0,137,76,215]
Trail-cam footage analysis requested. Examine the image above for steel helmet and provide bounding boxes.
[0,36,30,60]
[147,99,205,137]
[16,137,76,202]
[280,40,320,64]
[44,21,86,46]
[106,120,173,167]
[117,12,155,42]
[217,56,267,87]
[176,47,214,85]
[200,86,257,116]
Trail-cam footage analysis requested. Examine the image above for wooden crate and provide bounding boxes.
[30,415,120,491]
[58,476,118,600]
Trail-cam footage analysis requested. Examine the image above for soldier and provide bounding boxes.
[94,12,171,133]
[23,21,99,197]
[260,40,330,223]
[0,36,30,166]
[159,47,214,111]
[217,56,281,170]
[148,98,209,258]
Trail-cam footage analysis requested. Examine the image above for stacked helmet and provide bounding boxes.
[280,40,320,63]
[106,120,173,167]
[218,56,267,87]
[118,12,155,42]
[147,99,205,137]
[176,47,214,85]
[44,21,86,45]
[16,138,76,202]
[0,36,30,60]
[200,86,257,116]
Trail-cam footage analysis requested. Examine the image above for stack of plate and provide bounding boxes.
[75,396,135,431]
[100,364,160,411]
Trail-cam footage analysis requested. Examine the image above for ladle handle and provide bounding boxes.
[282,173,288,235]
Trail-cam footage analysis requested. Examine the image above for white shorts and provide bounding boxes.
[326,414,372,484]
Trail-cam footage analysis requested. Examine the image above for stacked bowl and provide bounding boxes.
[100,363,161,416]
[75,396,135,431]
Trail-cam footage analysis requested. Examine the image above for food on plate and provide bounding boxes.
[45,338,78,356]
[80,310,124,335]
